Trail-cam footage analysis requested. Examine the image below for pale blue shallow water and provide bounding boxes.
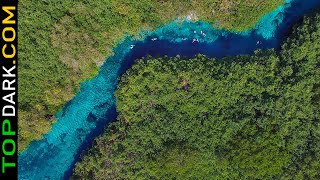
[18,0,320,179]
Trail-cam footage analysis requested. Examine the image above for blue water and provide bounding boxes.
[18,0,320,179]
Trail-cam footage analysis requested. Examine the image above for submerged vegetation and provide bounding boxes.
[74,13,320,179]
[19,0,285,151]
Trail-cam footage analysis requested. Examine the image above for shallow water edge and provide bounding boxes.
[18,0,320,179]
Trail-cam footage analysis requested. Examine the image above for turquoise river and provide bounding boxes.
[18,0,320,179]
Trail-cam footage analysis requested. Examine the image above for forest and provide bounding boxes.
[18,0,285,151]
[73,13,320,179]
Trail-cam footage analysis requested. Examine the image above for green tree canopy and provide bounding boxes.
[73,13,320,179]
[18,0,285,151]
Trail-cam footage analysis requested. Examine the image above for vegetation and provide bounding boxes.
[73,13,320,179]
[19,0,285,151]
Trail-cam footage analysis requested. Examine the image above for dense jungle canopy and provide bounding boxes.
[19,0,285,151]
[73,13,320,179]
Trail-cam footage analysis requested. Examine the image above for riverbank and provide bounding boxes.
[19,0,320,179]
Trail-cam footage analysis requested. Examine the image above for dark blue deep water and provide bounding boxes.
[18,0,320,179]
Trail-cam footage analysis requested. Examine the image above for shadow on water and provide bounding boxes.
[117,33,274,77]
[18,0,320,179]
[63,105,117,179]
